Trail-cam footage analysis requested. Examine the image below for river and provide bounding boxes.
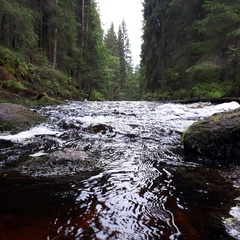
[0,101,240,240]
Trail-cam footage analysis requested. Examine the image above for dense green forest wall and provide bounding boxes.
[0,0,140,102]
[2,0,237,102]
[141,0,240,100]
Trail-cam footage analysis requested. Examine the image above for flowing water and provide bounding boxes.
[0,101,240,240]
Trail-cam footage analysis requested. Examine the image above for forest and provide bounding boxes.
[0,0,140,102]
[141,0,240,100]
[0,0,240,102]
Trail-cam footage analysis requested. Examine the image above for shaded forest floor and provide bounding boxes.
[0,54,86,106]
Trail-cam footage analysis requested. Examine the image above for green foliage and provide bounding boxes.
[143,88,193,101]
[0,45,24,63]
[103,20,136,100]
[192,81,233,98]
[41,67,70,84]
[0,42,85,102]
[198,1,240,37]
[165,68,180,82]
[123,66,142,100]
[0,0,38,48]
[34,66,78,98]
[141,0,240,99]
[144,91,171,101]
[0,0,138,101]
[191,42,217,55]
[225,44,240,84]
[2,79,26,90]
[104,23,119,57]
[89,90,104,101]
[186,62,221,81]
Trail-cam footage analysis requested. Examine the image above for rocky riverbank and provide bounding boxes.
[0,103,46,134]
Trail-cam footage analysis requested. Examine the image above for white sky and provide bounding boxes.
[97,0,143,66]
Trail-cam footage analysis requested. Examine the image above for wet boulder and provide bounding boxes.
[86,124,113,134]
[18,148,95,177]
[182,107,240,165]
[0,103,46,134]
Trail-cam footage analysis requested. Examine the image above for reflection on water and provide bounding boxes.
[0,101,239,239]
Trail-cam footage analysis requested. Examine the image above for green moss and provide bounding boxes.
[211,111,231,122]
[28,93,64,106]
[225,218,236,224]
[182,126,191,142]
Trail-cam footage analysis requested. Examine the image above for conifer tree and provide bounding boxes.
[0,0,37,50]
[104,23,121,100]
[141,0,240,99]
[118,19,133,96]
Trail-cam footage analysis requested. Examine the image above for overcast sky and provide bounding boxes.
[97,0,143,66]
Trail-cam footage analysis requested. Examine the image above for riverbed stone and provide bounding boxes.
[0,103,46,133]
[18,148,95,177]
[182,107,240,165]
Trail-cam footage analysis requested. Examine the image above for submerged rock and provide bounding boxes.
[0,103,46,134]
[18,148,95,177]
[182,107,240,165]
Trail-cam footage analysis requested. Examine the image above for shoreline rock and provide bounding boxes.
[0,103,46,134]
[182,107,240,165]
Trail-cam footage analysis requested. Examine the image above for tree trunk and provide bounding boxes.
[0,15,6,42]
[81,0,85,51]
[12,24,17,49]
[160,16,166,73]
[52,28,58,68]
[52,0,58,68]
[37,0,43,48]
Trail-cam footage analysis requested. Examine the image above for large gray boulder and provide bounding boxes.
[18,148,95,177]
[0,103,46,133]
[182,108,240,165]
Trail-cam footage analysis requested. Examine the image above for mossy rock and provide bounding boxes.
[182,108,240,165]
[0,103,46,134]
[0,90,24,104]
[28,93,64,106]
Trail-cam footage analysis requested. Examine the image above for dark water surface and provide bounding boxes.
[0,101,239,240]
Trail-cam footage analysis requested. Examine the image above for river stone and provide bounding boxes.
[182,107,240,165]
[18,148,94,177]
[0,103,46,133]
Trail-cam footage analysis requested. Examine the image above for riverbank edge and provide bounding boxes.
[0,103,47,134]
[0,89,67,106]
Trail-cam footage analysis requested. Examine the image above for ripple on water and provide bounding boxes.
[0,101,239,239]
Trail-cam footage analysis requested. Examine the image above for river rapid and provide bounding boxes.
[0,101,240,240]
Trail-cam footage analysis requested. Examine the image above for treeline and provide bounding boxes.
[2,0,237,102]
[141,0,240,100]
[104,21,141,100]
[0,0,140,101]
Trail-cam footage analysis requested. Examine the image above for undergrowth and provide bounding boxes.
[0,45,84,104]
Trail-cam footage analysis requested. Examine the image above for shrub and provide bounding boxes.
[0,45,23,63]
[192,81,233,98]
[186,62,221,82]
[89,90,104,101]
[2,79,26,90]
